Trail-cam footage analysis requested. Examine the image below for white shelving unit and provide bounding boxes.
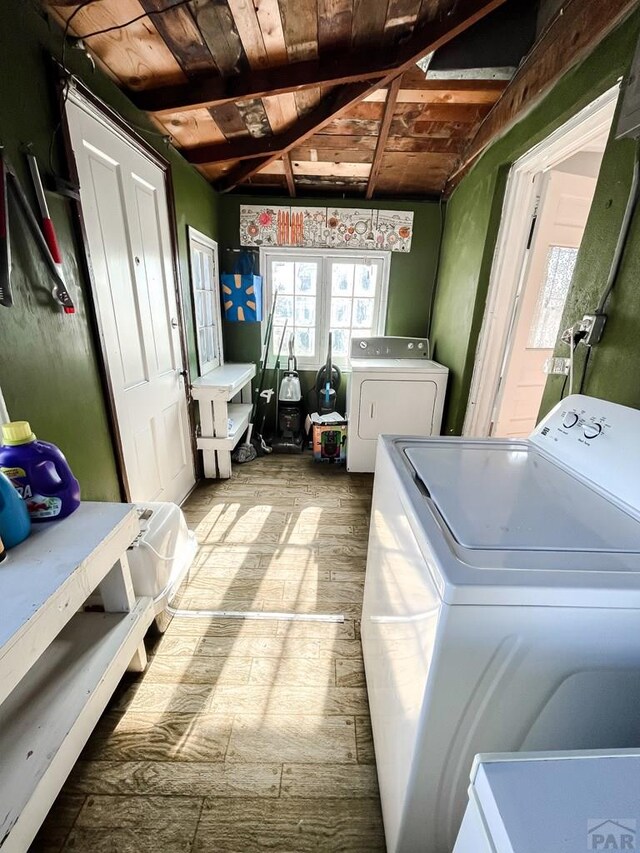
[0,503,154,852]
[192,362,256,478]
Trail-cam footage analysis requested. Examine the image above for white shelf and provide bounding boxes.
[197,403,253,451]
[191,362,256,402]
[0,601,154,852]
[0,502,139,708]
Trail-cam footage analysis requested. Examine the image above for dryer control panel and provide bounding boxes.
[350,336,430,359]
[530,394,640,515]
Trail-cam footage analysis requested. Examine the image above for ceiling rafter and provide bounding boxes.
[366,76,402,199]
[446,0,640,192]
[282,152,296,196]
[214,0,512,191]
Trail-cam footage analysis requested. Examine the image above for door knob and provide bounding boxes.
[171,317,179,328]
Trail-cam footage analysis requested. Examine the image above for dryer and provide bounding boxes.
[346,336,448,473]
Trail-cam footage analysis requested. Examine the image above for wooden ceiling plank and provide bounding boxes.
[254,0,289,64]
[352,0,390,48]
[448,0,639,189]
[227,0,270,69]
[137,0,217,76]
[317,0,354,52]
[383,0,422,47]
[214,0,513,190]
[278,0,319,62]
[303,134,378,150]
[282,152,297,196]
[291,146,374,163]
[209,102,251,139]
[159,108,227,147]
[295,87,323,117]
[48,0,186,89]
[189,0,247,76]
[366,75,401,199]
[261,160,372,177]
[262,94,298,132]
[235,98,273,137]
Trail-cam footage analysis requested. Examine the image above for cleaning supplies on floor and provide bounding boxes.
[0,421,80,522]
[0,470,30,547]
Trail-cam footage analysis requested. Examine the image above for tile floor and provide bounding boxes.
[31,454,385,852]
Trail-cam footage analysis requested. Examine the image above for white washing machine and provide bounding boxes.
[362,395,640,853]
[346,336,448,473]
[454,750,640,852]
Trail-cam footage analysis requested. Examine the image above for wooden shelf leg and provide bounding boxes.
[213,400,232,479]
[98,554,148,673]
[199,400,218,479]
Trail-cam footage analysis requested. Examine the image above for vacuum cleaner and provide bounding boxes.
[272,334,304,453]
[308,332,342,416]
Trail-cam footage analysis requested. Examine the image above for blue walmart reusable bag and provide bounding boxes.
[221,253,263,322]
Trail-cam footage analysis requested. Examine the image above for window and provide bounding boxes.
[528,245,578,349]
[188,228,223,375]
[261,249,390,368]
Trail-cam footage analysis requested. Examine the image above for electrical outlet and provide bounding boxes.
[544,357,570,375]
[580,313,607,346]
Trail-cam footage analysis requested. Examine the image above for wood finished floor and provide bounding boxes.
[31,455,385,852]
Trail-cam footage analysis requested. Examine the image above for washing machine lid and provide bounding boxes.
[405,442,640,553]
[469,752,640,853]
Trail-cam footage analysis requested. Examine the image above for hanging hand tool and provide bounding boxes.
[0,148,12,308]
[26,153,75,313]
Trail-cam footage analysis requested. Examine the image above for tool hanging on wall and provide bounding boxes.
[26,153,75,313]
[0,147,75,312]
[0,149,12,308]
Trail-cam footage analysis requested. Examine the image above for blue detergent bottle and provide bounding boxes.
[0,469,31,548]
[0,421,81,523]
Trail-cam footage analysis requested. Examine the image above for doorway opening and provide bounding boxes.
[464,84,619,438]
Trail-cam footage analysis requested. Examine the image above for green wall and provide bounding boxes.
[430,10,640,435]
[0,0,219,499]
[217,194,444,369]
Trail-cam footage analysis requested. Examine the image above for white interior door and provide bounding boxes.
[492,170,597,438]
[66,92,195,504]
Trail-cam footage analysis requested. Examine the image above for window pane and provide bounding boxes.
[295,262,317,294]
[202,252,213,291]
[332,263,354,296]
[192,251,202,290]
[294,327,315,357]
[528,246,578,349]
[295,296,316,325]
[330,328,350,357]
[272,325,289,357]
[354,263,377,297]
[273,261,294,294]
[331,297,352,328]
[352,297,375,329]
[275,295,293,322]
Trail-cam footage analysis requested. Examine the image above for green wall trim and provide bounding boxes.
[431,10,640,435]
[0,0,219,499]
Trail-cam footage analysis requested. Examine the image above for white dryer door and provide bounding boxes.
[358,379,437,439]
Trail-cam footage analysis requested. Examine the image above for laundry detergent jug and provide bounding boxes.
[0,421,81,522]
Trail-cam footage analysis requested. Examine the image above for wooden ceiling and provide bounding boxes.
[44,0,514,196]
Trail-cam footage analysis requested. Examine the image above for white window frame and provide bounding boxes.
[188,227,224,376]
[260,247,391,369]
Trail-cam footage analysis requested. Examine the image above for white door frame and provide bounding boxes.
[462,83,620,437]
[63,81,195,500]
[187,227,224,375]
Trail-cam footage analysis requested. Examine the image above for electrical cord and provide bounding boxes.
[579,346,592,394]
[73,0,195,40]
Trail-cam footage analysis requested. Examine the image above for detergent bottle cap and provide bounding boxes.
[1,421,36,446]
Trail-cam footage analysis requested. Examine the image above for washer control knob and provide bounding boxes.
[408,342,415,350]
[418,342,424,349]
[583,422,603,440]
[562,411,579,429]
[359,340,368,349]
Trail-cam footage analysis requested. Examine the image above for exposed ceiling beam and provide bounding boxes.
[282,153,296,197]
[130,0,509,117]
[366,77,402,199]
[446,0,640,191]
[214,0,512,192]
